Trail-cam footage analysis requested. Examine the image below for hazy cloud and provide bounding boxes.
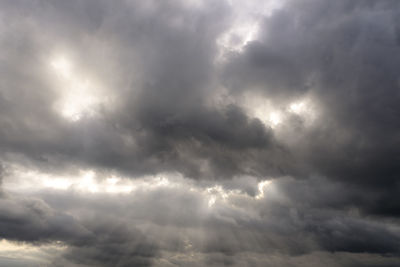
[1,0,400,266]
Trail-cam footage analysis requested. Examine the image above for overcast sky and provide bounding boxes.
[1,0,400,266]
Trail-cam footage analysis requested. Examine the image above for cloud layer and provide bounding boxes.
[1,0,400,266]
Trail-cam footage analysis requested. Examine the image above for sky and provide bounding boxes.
[1,0,400,266]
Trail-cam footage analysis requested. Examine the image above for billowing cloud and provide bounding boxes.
[1,0,400,266]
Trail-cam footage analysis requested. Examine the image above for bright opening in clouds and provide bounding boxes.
[268,111,282,127]
[216,0,284,62]
[1,0,400,266]
[49,54,106,121]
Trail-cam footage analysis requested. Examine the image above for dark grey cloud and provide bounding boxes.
[0,192,158,266]
[1,0,400,266]
[0,0,288,179]
[223,0,400,187]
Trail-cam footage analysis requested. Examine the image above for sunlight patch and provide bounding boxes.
[240,92,319,129]
[0,239,65,265]
[256,180,272,199]
[216,0,284,62]
[49,53,106,121]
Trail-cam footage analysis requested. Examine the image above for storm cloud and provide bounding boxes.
[1,0,400,266]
